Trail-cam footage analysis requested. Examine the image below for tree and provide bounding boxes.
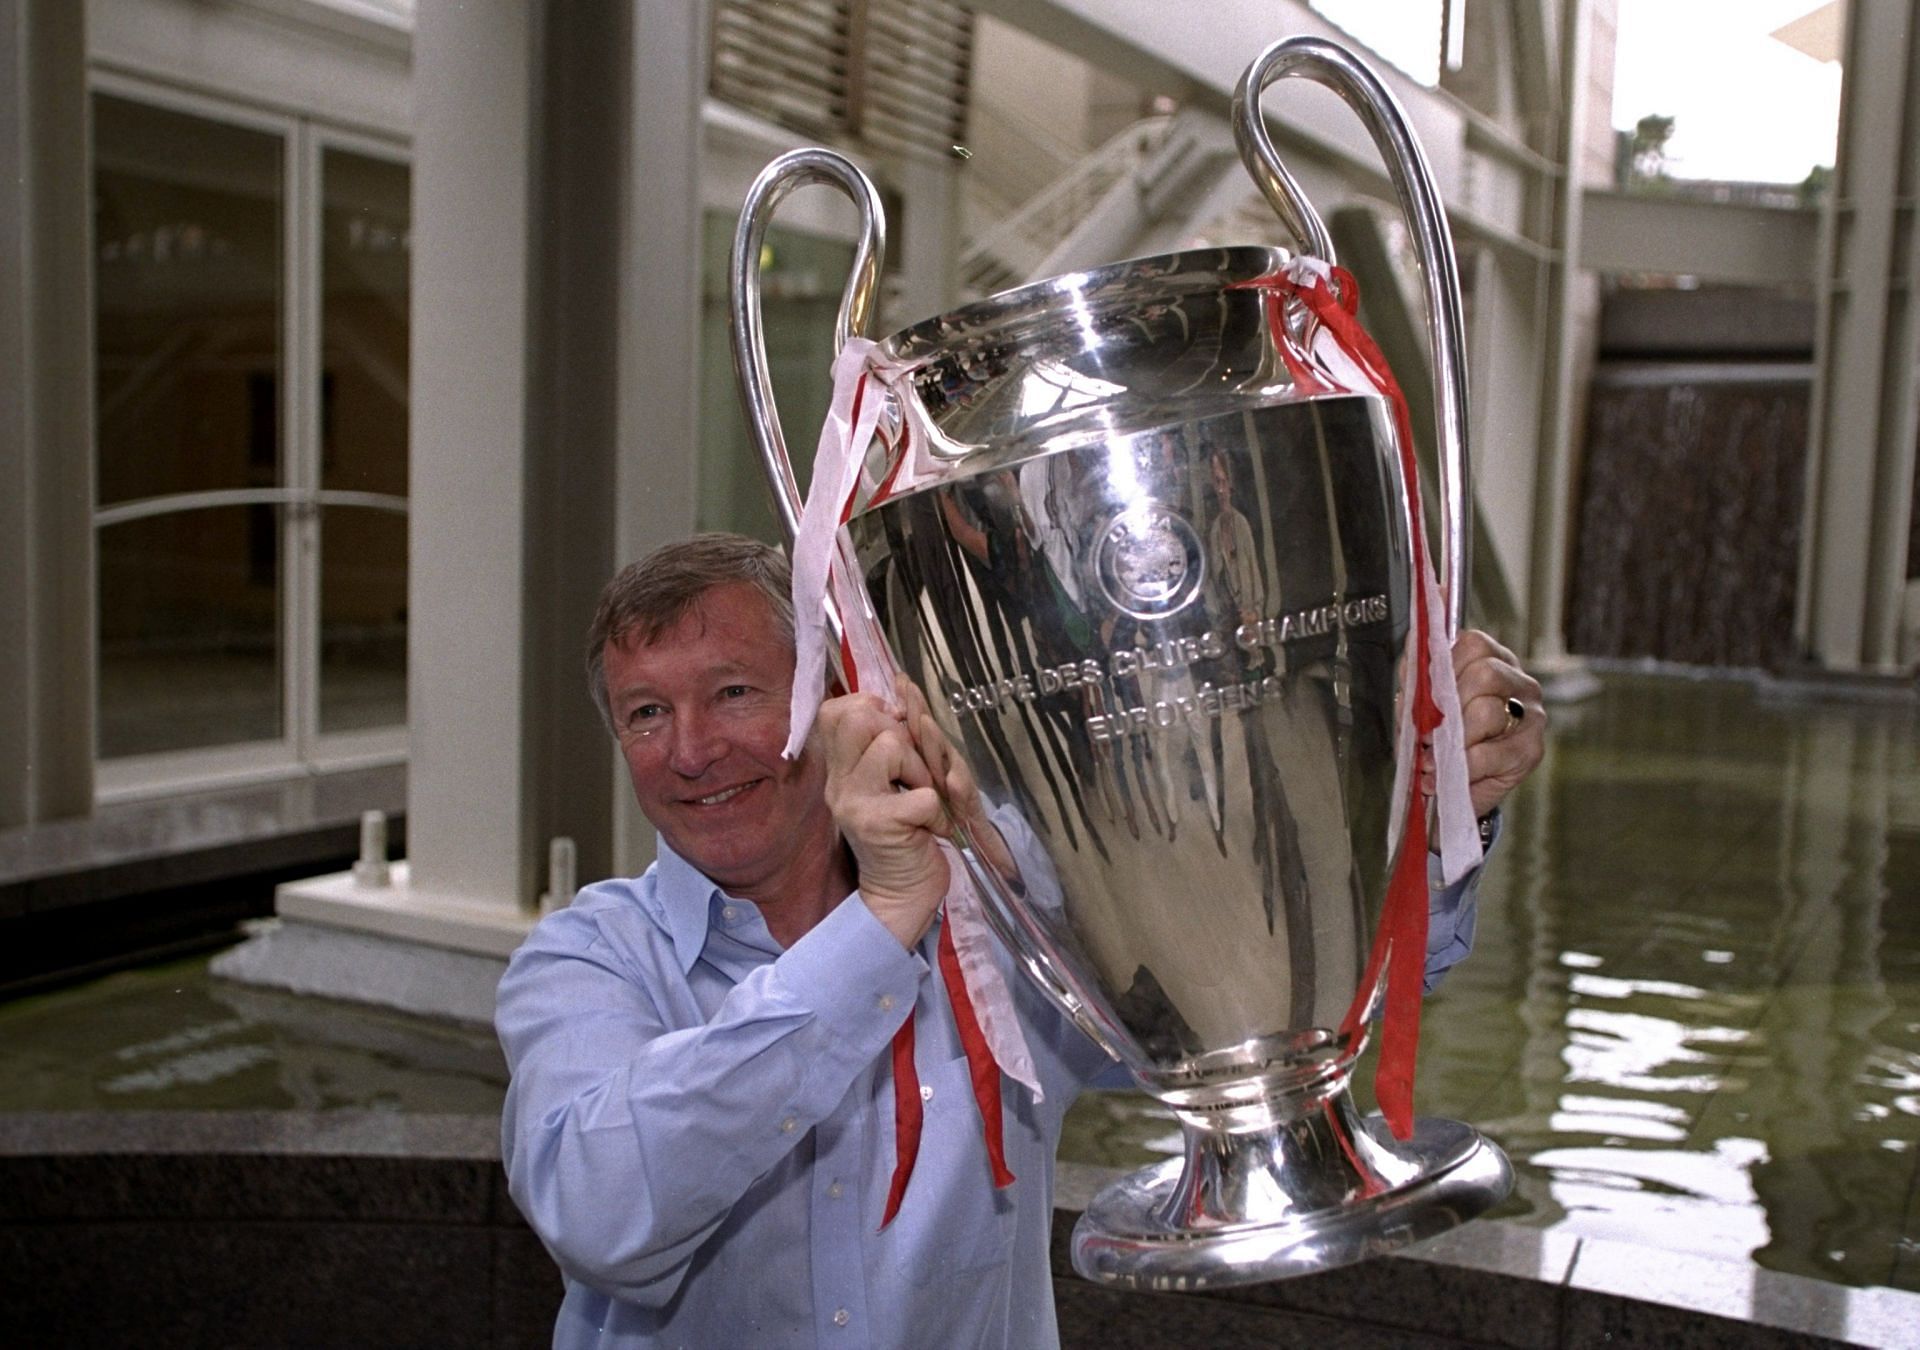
[1630,113,1675,188]
[1799,163,1832,208]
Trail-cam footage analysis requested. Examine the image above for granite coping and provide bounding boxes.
[0,1110,500,1162]
[0,765,404,906]
[2,1112,1915,1347]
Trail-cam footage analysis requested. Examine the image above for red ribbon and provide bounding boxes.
[938,914,1015,1188]
[878,911,1015,1228]
[880,1016,923,1225]
[1241,264,1441,1142]
[829,391,1013,1227]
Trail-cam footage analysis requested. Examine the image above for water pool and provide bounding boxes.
[0,956,507,1115]
[1058,671,1920,1294]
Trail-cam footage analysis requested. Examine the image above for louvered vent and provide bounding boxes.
[711,0,974,167]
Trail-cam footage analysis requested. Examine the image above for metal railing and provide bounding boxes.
[957,114,1175,298]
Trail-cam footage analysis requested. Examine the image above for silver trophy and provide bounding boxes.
[729,36,1512,1290]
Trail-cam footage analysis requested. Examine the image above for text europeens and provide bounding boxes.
[944,593,1390,742]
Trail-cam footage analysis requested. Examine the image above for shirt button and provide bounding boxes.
[833,1309,850,1327]
[722,906,736,922]
[828,1182,843,1199]
[780,1116,797,1133]
[919,1084,933,1102]
[877,994,895,1012]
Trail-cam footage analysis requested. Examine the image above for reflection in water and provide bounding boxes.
[0,957,507,1114]
[1060,672,1920,1293]
[102,1043,277,1095]
[1547,1093,1688,1142]
[1562,1003,1754,1094]
[1531,1136,1772,1257]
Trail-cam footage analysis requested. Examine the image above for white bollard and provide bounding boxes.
[352,810,391,887]
[541,836,577,913]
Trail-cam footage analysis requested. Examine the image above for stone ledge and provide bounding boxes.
[1,1114,1914,1348]
[272,865,535,960]
[210,909,517,1026]
[0,766,406,910]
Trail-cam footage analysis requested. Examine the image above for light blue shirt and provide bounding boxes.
[496,836,1486,1349]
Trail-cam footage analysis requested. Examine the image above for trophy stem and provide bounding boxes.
[1070,1075,1513,1291]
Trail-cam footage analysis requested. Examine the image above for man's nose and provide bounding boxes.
[666,709,726,777]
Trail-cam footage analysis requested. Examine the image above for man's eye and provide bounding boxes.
[628,704,663,726]
[720,685,750,700]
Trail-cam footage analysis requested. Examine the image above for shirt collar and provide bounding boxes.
[652,839,725,975]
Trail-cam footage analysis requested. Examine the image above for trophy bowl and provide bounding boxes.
[729,35,1513,1291]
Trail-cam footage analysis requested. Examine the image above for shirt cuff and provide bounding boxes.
[1424,811,1494,991]
[773,890,926,1051]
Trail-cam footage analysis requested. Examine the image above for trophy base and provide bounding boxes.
[1070,1093,1512,1291]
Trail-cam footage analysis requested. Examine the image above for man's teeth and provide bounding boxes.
[693,784,750,806]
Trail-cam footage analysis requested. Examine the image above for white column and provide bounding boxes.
[239,1,712,1017]
[1798,0,1920,672]
[403,0,542,910]
[610,1,706,876]
[233,0,544,997]
[891,152,961,327]
[0,0,94,828]
[1526,0,1598,670]
[1465,243,1547,637]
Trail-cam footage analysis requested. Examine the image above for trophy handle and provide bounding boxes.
[727,148,888,542]
[1232,38,1471,638]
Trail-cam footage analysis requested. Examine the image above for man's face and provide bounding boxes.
[602,583,832,900]
[1210,457,1232,506]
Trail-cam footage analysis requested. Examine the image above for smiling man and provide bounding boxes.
[593,559,850,948]
[495,532,1545,1349]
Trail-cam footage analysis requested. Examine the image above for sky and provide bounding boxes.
[1610,0,1842,184]
[1309,0,1843,186]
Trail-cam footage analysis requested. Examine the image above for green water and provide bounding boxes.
[3,672,1916,1291]
[0,959,507,1115]
[1059,672,1920,1293]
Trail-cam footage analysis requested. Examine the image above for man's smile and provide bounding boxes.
[683,779,761,808]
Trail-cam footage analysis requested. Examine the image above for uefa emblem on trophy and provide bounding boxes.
[728,34,1513,1290]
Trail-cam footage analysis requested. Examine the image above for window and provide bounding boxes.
[91,86,410,794]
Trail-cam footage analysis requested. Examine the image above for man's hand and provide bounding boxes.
[818,675,1021,948]
[1427,630,1546,820]
[893,676,1020,888]
[818,685,947,948]
[1451,629,1543,818]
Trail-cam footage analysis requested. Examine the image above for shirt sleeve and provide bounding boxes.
[495,888,924,1305]
[1424,810,1498,991]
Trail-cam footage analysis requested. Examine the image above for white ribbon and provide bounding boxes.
[940,840,1043,1102]
[785,337,898,758]
[784,339,1043,1101]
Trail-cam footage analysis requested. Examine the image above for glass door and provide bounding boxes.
[92,92,291,773]
[312,142,410,747]
[91,84,410,798]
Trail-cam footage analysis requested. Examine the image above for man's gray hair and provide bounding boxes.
[586,532,794,733]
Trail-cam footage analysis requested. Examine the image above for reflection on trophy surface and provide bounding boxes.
[731,33,1513,1292]
[862,386,1400,1061]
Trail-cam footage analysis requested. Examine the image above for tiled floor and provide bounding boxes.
[1060,671,1920,1293]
